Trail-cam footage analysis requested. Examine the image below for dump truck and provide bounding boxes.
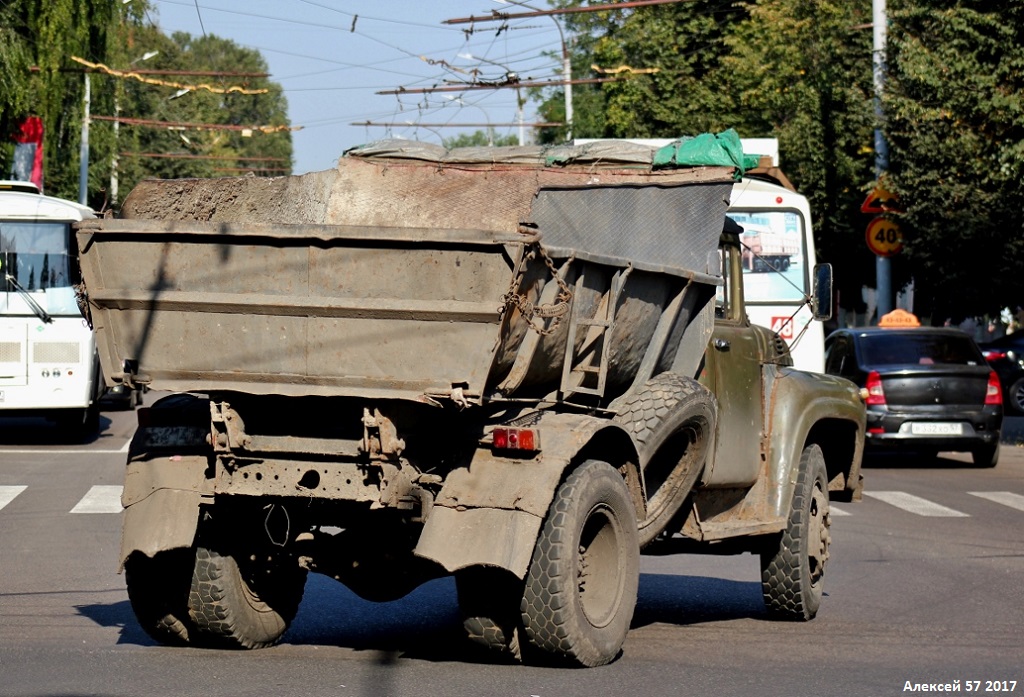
[74,138,865,668]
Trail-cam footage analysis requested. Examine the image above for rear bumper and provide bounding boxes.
[865,407,1002,452]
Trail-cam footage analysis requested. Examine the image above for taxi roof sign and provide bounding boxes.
[879,309,920,328]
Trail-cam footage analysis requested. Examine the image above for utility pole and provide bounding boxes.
[78,73,90,206]
[873,0,892,318]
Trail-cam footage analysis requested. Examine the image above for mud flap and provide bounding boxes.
[120,488,207,566]
[414,506,543,579]
[120,454,213,566]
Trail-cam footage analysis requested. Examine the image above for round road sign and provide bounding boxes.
[866,217,903,257]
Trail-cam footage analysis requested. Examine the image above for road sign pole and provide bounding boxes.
[873,0,892,319]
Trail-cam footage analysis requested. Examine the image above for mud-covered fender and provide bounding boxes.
[763,366,866,517]
[415,411,639,579]
[119,452,213,565]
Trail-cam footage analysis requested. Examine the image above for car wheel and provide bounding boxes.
[1008,377,1024,415]
[972,442,1000,468]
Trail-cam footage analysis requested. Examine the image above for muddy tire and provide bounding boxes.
[614,373,716,546]
[187,546,307,649]
[124,549,197,646]
[520,460,639,667]
[456,567,524,662]
[760,443,831,621]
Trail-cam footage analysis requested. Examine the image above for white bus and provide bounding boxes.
[0,181,104,438]
[728,174,824,373]
[575,138,825,372]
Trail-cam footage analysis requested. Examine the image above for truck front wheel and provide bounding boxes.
[520,459,639,667]
[760,443,831,621]
[187,546,307,649]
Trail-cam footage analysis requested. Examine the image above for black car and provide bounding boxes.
[978,333,1024,415]
[824,327,1002,466]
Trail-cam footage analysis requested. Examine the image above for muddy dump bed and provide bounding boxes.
[76,140,735,405]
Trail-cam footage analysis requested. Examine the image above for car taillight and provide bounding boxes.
[491,427,540,452]
[983,349,1007,362]
[864,371,886,405]
[985,371,1002,405]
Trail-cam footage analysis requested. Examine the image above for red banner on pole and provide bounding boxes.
[11,116,44,191]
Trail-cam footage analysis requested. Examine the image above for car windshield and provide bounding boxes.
[860,333,982,367]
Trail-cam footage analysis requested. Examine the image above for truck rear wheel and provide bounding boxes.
[124,549,196,646]
[187,546,307,649]
[614,373,716,547]
[760,443,831,621]
[520,459,639,667]
[456,567,524,661]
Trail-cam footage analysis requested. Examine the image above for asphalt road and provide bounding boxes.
[1,402,1022,697]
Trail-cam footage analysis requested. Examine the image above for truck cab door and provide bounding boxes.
[700,232,765,487]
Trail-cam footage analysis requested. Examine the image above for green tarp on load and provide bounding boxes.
[652,129,761,176]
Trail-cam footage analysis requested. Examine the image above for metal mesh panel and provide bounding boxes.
[0,342,21,363]
[531,182,733,277]
[33,342,80,364]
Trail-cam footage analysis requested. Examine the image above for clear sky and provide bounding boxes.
[150,0,567,174]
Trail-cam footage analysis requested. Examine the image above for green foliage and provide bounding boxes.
[443,129,520,148]
[884,2,1024,319]
[0,2,292,210]
[536,0,877,310]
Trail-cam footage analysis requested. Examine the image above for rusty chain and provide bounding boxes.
[499,242,574,336]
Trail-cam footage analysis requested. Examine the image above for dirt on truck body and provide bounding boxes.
[75,137,864,667]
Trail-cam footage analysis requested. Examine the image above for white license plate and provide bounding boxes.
[910,422,963,435]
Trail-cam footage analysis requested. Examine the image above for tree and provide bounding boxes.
[534,0,877,314]
[0,2,292,208]
[883,2,1024,321]
[443,129,520,148]
[0,0,121,199]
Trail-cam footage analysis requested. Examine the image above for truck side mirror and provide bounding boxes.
[812,263,833,321]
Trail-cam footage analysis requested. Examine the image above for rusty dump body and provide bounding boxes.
[81,138,865,667]
[79,140,733,403]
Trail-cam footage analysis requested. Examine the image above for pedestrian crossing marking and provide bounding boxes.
[2,486,1022,517]
[864,491,969,517]
[0,485,27,511]
[69,485,123,514]
[968,491,1024,513]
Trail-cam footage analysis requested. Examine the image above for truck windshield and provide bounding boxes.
[0,220,80,316]
[729,211,807,303]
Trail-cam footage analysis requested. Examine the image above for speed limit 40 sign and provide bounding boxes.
[865,216,903,257]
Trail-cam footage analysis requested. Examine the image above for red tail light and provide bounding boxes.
[983,350,1007,362]
[985,371,1002,405]
[492,427,540,452]
[865,371,886,405]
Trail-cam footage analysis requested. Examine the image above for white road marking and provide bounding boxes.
[968,491,1024,512]
[70,485,124,514]
[829,504,851,516]
[864,491,969,517]
[0,485,27,511]
[0,449,130,455]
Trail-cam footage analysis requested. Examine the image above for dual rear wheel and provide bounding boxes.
[125,541,307,649]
